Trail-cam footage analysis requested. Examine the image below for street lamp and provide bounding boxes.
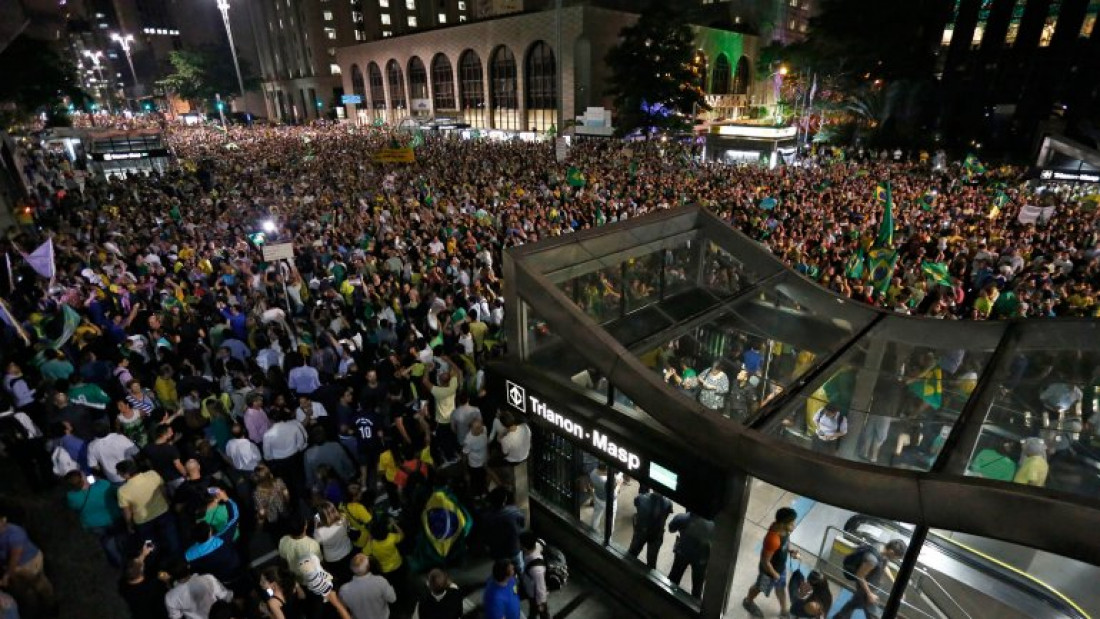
[82,50,113,112]
[216,0,248,111]
[769,65,789,125]
[110,32,139,99]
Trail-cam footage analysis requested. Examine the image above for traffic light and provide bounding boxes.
[215,101,225,112]
[316,99,323,109]
[142,101,153,111]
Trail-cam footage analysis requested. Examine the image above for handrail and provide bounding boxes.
[911,565,974,619]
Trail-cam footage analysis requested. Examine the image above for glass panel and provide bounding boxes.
[521,302,609,404]
[609,484,692,597]
[965,323,1100,497]
[663,240,701,300]
[731,479,915,619]
[900,529,1100,619]
[563,263,623,325]
[624,251,662,314]
[769,318,1002,470]
[530,426,616,544]
[702,241,748,297]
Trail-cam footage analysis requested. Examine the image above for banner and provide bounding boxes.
[24,238,55,280]
[371,147,416,164]
[1017,204,1055,225]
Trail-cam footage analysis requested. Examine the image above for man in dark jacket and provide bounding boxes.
[668,511,714,598]
[479,487,526,571]
[628,486,674,569]
[414,568,463,619]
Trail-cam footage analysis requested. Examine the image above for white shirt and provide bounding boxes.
[295,401,329,424]
[463,431,489,468]
[313,521,354,563]
[87,433,137,483]
[262,421,308,460]
[499,423,531,463]
[164,574,231,619]
[225,437,262,471]
[813,408,848,439]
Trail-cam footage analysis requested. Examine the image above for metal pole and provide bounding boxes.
[218,1,248,109]
[216,93,227,127]
[555,0,563,133]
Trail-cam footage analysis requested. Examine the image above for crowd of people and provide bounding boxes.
[0,119,1096,619]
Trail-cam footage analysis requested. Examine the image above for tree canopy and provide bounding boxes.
[157,47,258,109]
[606,1,709,136]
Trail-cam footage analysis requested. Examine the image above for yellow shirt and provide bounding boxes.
[367,531,404,573]
[154,377,179,411]
[340,502,373,550]
[1014,456,1048,487]
[118,471,169,525]
[278,535,322,581]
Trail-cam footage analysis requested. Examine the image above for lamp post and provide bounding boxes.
[82,50,114,113]
[110,32,139,102]
[216,0,248,112]
[770,65,789,125]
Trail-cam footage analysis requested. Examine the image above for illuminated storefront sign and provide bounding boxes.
[507,380,642,470]
[1038,169,1100,183]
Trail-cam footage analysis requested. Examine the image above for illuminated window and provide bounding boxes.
[971,24,984,47]
[323,10,334,20]
[1004,0,1024,45]
[381,13,391,24]
[406,0,416,9]
[942,27,955,47]
[458,1,466,10]
[1082,1,1098,38]
[459,14,466,21]
[438,12,446,23]
[408,15,417,26]
[355,30,364,40]
[324,27,337,39]
[383,30,392,36]
[379,0,389,6]
[330,63,342,75]
[327,47,336,57]
[1039,2,1061,47]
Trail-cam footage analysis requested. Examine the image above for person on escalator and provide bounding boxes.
[742,507,799,618]
[833,539,907,619]
[788,569,832,618]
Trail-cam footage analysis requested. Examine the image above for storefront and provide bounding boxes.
[498,206,1100,619]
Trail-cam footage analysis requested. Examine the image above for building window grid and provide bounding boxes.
[525,42,556,132]
[387,59,407,109]
[351,64,367,101]
[1039,0,1062,46]
[490,45,518,130]
[408,56,428,101]
[368,62,386,108]
[431,54,456,110]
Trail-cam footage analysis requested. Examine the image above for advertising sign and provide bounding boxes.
[341,94,363,105]
[371,147,416,164]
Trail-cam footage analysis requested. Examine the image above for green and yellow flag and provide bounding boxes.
[908,365,943,410]
[989,190,1009,219]
[866,248,897,294]
[844,249,865,280]
[921,261,953,288]
[566,167,586,188]
[873,181,894,249]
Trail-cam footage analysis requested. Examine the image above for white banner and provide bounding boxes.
[1017,204,1055,225]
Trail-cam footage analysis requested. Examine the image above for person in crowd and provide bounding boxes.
[313,501,355,585]
[519,531,551,619]
[833,539,908,619]
[253,463,292,538]
[413,568,464,619]
[482,559,521,619]
[163,560,232,619]
[480,488,526,572]
[87,422,138,484]
[338,554,396,619]
[0,507,55,617]
[668,510,714,599]
[296,554,354,619]
[278,514,323,585]
[116,459,179,557]
[118,542,169,619]
[628,485,674,569]
[788,569,833,619]
[697,359,731,412]
[743,507,800,618]
[64,470,123,567]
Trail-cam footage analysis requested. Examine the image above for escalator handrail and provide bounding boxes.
[911,565,974,619]
[847,516,1091,619]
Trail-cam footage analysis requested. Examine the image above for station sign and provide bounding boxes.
[1037,168,1100,183]
[341,94,363,105]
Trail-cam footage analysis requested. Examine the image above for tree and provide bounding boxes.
[606,1,709,136]
[157,47,258,110]
[0,34,84,123]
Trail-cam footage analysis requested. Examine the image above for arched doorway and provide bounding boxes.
[489,45,518,131]
[525,41,556,132]
[733,56,752,95]
[459,50,486,128]
[431,53,456,112]
[367,62,385,124]
[350,64,367,125]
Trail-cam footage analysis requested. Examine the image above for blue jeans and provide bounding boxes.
[87,526,124,568]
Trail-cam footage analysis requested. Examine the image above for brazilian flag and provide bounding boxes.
[921,190,936,211]
[566,167,586,188]
[963,153,985,179]
[866,248,897,294]
[908,365,943,410]
[989,190,1009,219]
[409,488,473,571]
[873,181,894,249]
[921,261,953,288]
[844,249,865,280]
[806,367,855,430]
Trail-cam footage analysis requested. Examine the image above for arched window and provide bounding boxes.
[386,59,406,110]
[431,53,455,111]
[368,62,385,123]
[458,50,486,128]
[733,56,752,95]
[525,41,556,131]
[712,54,731,95]
[489,45,518,130]
[408,56,428,113]
[351,64,366,100]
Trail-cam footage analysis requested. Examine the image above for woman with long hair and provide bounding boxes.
[259,565,306,619]
[253,463,291,538]
[312,501,354,586]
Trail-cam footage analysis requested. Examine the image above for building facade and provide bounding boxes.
[249,0,471,123]
[938,0,1100,154]
[335,5,763,131]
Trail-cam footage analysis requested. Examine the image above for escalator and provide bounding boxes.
[817,516,1091,619]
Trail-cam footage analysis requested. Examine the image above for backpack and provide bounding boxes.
[843,545,877,581]
[525,540,569,591]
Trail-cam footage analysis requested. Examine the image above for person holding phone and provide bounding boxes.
[64,471,123,567]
